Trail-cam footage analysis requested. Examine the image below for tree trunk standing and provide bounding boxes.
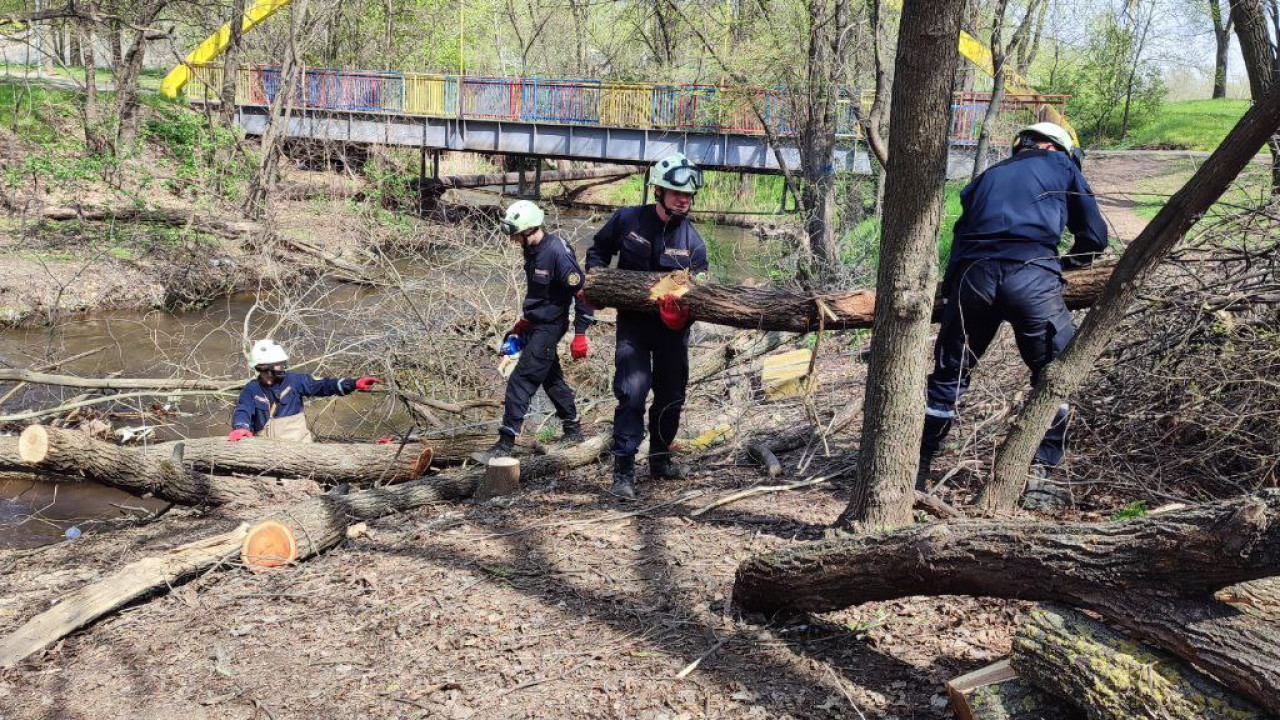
[981,85,1280,513]
[113,31,150,147]
[1209,0,1233,99]
[1231,0,1280,195]
[835,0,963,531]
[798,0,851,278]
[1014,0,1046,76]
[1013,605,1267,719]
[219,0,247,128]
[77,2,108,156]
[861,0,890,168]
[971,0,1009,181]
[245,0,311,220]
[1119,3,1155,141]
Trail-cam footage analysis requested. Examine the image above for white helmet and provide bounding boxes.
[649,153,703,194]
[248,339,289,369]
[501,200,544,235]
[1015,122,1074,154]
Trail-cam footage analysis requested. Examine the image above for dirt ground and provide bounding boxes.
[0,152,1197,719]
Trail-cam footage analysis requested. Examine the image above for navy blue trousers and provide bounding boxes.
[611,313,690,459]
[922,260,1073,467]
[500,321,577,437]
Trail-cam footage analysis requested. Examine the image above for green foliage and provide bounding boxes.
[1108,99,1249,151]
[845,180,965,271]
[0,81,78,145]
[141,100,248,192]
[1040,15,1167,146]
[1110,501,1148,521]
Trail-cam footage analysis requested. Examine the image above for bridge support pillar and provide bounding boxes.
[533,163,542,200]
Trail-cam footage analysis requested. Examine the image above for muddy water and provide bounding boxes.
[0,204,771,549]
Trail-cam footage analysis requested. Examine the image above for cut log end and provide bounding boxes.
[410,446,435,479]
[241,520,299,571]
[475,457,520,500]
[17,424,50,464]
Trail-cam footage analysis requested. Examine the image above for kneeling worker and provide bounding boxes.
[473,200,593,463]
[228,339,382,443]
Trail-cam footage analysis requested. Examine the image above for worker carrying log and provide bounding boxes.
[472,200,594,463]
[917,122,1109,508]
[584,153,708,500]
[227,339,382,443]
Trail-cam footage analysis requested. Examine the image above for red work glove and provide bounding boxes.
[657,294,690,331]
[570,334,589,360]
[227,428,253,442]
[509,318,530,337]
[376,436,396,445]
[354,377,381,392]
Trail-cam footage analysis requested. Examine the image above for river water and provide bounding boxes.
[0,203,771,549]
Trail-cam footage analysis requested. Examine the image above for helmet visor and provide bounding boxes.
[662,164,704,192]
[500,219,519,235]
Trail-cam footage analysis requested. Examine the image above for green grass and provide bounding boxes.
[1110,99,1249,151]
[847,180,965,270]
[0,63,164,92]
[0,81,81,144]
[1131,162,1270,221]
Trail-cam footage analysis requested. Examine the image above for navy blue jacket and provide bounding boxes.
[232,372,355,433]
[586,204,709,276]
[948,149,1108,271]
[522,232,594,335]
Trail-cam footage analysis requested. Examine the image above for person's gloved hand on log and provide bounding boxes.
[657,294,691,331]
[508,318,530,338]
[354,377,381,391]
[227,428,253,442]
[571,334,589,360]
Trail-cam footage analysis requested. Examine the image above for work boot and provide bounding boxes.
[1021,464,1072,513]
[471,433,516,464]
[649,454,686,481]
[561,419,586,444]
[915,455,934,493]
[610,455,637,501]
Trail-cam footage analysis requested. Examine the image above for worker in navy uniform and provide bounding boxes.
[584,152,709,500]
[228,339,381,443]
[918,122,1108,507]
[473,200,594,463]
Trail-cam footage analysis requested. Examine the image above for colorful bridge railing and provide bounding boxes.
[188,65,1067,144]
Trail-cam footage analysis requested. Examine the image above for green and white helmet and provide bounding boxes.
[501,200,544,235]
[249,339,289,369]
[649,153,704,194]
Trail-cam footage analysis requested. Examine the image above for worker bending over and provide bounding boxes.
[918,122,1108,507]
[585,153,708,500]
[474,201,593,463]
[228,339,381,443]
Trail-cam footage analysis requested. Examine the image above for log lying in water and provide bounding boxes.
[19,425,268,506]
[732,491,1280,715]
[0,369,234,391]
[1013,604,1266,720]
[583,262,1114,333]
[0,435,608,669]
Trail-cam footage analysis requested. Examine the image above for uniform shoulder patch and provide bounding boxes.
[567,271,581,285]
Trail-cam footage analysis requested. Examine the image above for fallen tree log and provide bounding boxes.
[0,435,21,472]
[34,205,259,237]
[19,425,268,506]
[1013,604,1266,720]
[732,491,1280,715]
[0,525,249,670]
[0,369,234,391]
[0,434,610,668]
[584,262,1114,333]
[0,345,109,406]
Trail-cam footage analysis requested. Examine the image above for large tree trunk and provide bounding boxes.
[583,262,1112,334]
[982,82,1280,513]
[219,0,248,128]
[732,491,1280,714]
[837,0,964,530]
[18,425,269,506]
[1013,605,1267,719]
[1231,0,1280,194]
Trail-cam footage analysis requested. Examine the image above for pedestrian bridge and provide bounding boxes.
[189,65,1067,178]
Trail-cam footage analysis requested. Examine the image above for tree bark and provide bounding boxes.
[733,491,1280,714]
[219,0,248,128]
[982,83,1280,513]
[972,0,1011,181]
[837,0,963,530]
[1013,604,1267,720]
[1231,0,1280,194]
[1209,0,1233,100]
[18,425,269,506]
[583,262,1112,334]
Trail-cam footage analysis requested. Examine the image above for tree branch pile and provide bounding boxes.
[733,491,1280,715]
